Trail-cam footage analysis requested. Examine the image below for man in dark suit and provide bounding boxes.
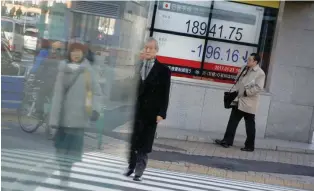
[124,37,171,181]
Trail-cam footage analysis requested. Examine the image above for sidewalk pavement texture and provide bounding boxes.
[2,112,314,190]
[83,124,314,191]
[4,111,312,154]
[114,121,314,154]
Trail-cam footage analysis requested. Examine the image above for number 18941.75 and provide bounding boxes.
[186,20,243,41]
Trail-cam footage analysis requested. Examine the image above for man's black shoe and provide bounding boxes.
[133,175,142,181]
[240,147,254,152]
[214,139,231,148]
[123,169,134,177]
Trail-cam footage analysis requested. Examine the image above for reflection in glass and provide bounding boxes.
[1,2,151,188]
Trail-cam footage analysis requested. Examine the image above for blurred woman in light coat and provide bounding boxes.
[49,42,102,185]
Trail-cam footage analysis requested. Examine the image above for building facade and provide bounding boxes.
[144,1,314,144]
[266,2,314,143]
[35,1,314,144]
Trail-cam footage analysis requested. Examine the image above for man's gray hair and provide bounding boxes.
[146,37,159,51]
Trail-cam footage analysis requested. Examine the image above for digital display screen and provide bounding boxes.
[210,1,264,44]
[155,1,264,44]
[152,0,264,83]
[155,1,211,36]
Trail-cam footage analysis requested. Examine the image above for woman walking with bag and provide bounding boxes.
[48,42,102,186]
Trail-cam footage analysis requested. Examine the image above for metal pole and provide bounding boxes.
[199,1,215,77]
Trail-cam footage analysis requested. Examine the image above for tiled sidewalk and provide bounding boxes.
[113,121,314,154]
[84,133,314,191]
[153,139,314,167]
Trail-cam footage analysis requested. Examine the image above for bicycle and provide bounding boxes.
[17,74,54,139]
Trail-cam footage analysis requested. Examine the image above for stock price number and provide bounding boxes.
[186,20,244,41]
[195,44,249,63]
[186,20,207,35]
[209,24,243,41]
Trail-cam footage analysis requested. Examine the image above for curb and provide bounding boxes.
[104,122,314,155]
[2,112,313,155]
[154,135,314,155]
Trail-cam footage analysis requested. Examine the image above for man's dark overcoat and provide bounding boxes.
[130,59,171,153]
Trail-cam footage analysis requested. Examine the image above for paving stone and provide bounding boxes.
[245,173,265,184]
[303,183,314,191]
[207,167,227,178]
[259,150,267,161]
[306,150,314,154]
[205,146,216,156]
[283,152,293,164]
[187,136,199,142]
[283,179,304,189]
[278,151,287,163]
[291,153,299,165]
[230,149,241,159]
[303,154,312,167]
[246,151,255,160]
[265,177,285,186]
[148,160,171,170]
[168,163,189,173]
[297,154,305,165]
[277,146,306,153]
[199,144,211,156]
[226,171,246,181]
[213,148,228,158]
[176,135,188,141]
[187,166,209,175]
[193,143,205,155]
[225,151,234,158]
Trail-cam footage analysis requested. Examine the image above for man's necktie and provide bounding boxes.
[145,61,150,79]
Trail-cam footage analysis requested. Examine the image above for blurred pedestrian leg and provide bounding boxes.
[54,127,84,177]
[95,112,105,149]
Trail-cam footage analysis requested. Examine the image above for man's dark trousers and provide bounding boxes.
[128,120,157,177]
[223,107,256,149]
[128,150,148,177]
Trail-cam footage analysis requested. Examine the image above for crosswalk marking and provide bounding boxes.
[1,180,63,191]
[3,149,301,191]
[1,149,306,191]
[2,171,123,191]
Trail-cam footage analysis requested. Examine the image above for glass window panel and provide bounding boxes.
[1,20,13,32]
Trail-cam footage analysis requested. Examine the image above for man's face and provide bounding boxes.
[143,41,157,59]
[247,56,257,68]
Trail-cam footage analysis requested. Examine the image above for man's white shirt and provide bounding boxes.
[141,59,155,80]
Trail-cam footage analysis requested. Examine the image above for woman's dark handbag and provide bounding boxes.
[90,110,100,122]
[224,66,247,109]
